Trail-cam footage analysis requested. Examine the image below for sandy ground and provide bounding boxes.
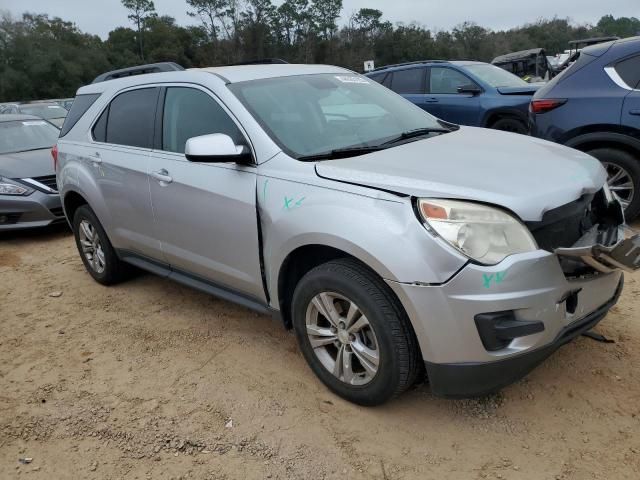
[1,224,639,480]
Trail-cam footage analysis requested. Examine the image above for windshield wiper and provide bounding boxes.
[379,127,452,146]
[298,145,385,161]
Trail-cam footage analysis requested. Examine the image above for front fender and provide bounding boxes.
[259,176,468,306]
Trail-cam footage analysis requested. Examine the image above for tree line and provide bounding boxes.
[0,0,638,102]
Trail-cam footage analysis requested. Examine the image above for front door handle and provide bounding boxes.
[630,110,640,116]
[151,169,173,184]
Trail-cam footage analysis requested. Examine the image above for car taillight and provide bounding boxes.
[530,99,567,114]
[51,145,58,170]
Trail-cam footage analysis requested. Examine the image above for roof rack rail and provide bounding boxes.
[228,58,289,66]
[92,62,185,84]
[373,60,448,71]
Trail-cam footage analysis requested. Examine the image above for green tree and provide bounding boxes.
[121,0,157,61]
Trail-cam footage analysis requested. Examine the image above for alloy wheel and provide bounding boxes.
[603,162,635,210]
[78,219,106,274]
[305,292,379,386]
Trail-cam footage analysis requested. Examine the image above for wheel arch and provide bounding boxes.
[565,131,640,158]
[482,107,529,128]
[62,190,89,226]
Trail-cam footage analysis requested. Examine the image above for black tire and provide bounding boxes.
[72,205,131,285]
[291,259,421,406]
[587,147,640,220]
[491,117,528,135]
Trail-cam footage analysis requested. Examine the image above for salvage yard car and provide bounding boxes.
[0,114,64,230]
[55,63,640,405]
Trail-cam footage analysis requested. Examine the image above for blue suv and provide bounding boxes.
[531,37,640,219]
[366,60,539,134]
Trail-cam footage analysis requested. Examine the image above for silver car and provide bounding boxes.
[1,103,68,127]
[56,63,639,405]
[0,114,64,230]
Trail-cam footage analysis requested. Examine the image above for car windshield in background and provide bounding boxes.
[465,64,529,88]
[229,74,448,159]
[20,104,68,120]
[0,120,59,154]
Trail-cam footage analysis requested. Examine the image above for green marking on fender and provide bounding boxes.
[483,271,507,288]
[283,195,305,211]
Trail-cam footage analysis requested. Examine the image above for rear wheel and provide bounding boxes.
[291,259,421,406]
[72,205,132,285]
[587,147,640,220]
[491,117,528,135]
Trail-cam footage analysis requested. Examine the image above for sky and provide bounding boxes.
[1,0,637,39]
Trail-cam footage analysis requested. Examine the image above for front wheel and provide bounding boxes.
[291,259,421,406]
[588,148,640,220]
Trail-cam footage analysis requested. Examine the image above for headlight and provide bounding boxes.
[417,199,538,265]
[0,178,33,196]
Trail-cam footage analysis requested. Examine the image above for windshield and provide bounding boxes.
[0,120,59,154]
[465,64,529,88]
[20,104,68,120]
[229,73,446,158]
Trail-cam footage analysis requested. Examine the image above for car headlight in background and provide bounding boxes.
[0,177,34,196]
[418,199,538,265]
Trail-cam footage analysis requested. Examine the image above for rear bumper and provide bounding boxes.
[425,276,623,397]
[0,191,64,231]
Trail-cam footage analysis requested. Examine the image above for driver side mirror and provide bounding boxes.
[457,84,482,95]
[185,133,252,164]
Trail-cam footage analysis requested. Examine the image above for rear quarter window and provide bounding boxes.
[614,55,640,89]
[59,94,100,137]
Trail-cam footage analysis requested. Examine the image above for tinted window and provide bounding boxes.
[106,88,158,148]
[60,93,100,137]
[430,68,474,94]
[615,55,640,89]
[162,87,243,154]
[390,68,425,94]
[92,107,108,142]
[0,120,59,154]
[368,72,387,85]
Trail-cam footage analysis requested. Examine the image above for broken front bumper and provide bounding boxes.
[555,225,640,274]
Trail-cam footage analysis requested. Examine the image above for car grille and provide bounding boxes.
[525,194,595,252]
[31,175,58,193]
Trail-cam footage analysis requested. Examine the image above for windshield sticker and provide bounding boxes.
[334,75,370,85]
[22,121,47,126]
[483,271,507,289]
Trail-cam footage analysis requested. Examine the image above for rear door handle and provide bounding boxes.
[630,110,640,116]
[151,169,173,184]
[88,152,102,165]
[424,98,439,103]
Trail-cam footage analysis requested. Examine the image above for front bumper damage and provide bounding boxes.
[387,199,638,398]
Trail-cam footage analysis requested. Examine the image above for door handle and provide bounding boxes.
[424,98,439,103]
[630,110,640,116]
[151,169,173,184]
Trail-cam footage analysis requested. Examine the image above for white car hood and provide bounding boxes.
[315,127,607,221]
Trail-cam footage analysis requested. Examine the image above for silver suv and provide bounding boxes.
[56,63,639,405]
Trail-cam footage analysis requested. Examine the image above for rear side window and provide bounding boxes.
[614,55,640,89]
[103,88,158,148]
[59,94,100,137]
[161,87,243,154]
[390,68,425,94]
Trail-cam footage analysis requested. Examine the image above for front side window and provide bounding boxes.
[429,68,474,94]
[390,68,425,94]
[0,120,59,154]
[103,88,158,148]
[229,73,445,158]
[161,87,243,154]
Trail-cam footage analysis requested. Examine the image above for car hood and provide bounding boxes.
[496,85,539,95]
[0,149,55,179]
[315,127,606,221]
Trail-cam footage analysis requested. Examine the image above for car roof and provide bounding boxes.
[79,63,353,95]
[0,114,42,122]
[583,35,640,57]
[370,60,487,73]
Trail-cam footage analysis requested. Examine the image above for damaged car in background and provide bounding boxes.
[55,63,639,405]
